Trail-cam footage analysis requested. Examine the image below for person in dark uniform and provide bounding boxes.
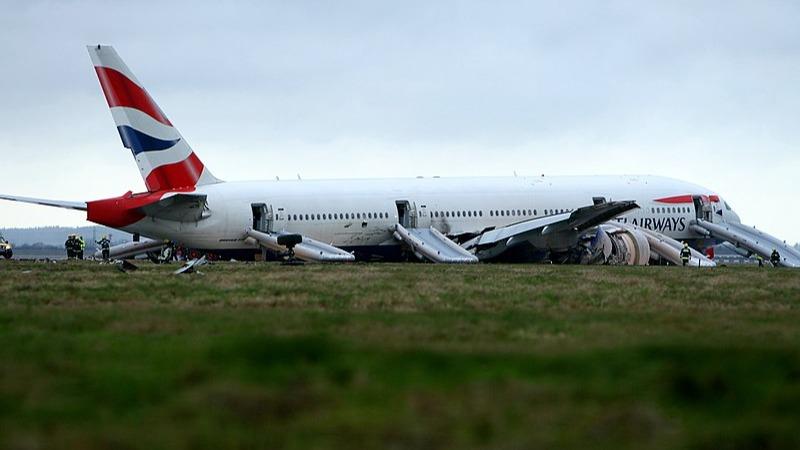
[771,249,781,267]
[65,234,76,259]
[97,235,111,262]
[680,242,691,266]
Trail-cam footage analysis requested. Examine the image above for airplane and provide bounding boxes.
[1,45,799,267]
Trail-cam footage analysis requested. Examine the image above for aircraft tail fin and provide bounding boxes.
[87,45,221,192]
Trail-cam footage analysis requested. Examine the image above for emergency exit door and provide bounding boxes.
[251,203,273,233]
[692,196,712,222]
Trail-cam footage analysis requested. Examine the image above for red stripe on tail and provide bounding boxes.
[94,67,173,126]
[144,152,204,191]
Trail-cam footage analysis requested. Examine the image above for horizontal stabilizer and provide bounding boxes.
[138,193,208,222]
[0,194,86,211]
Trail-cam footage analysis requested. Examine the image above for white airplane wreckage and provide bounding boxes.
[2,45,798,268]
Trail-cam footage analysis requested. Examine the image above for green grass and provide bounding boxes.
[1,260,799,449]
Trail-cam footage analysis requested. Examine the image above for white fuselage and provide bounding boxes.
[120,174,739,254]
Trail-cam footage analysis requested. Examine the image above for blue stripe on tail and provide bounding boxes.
[117,125,180,155]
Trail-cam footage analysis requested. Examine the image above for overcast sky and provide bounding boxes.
[1,1,798,242]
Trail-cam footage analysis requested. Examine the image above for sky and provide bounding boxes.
[1,0,799,242]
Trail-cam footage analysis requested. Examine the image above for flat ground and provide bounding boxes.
[1,261,799,450]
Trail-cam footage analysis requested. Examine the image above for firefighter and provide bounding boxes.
[158,241,173,263]
[680,242,691,266]
[771,248,781,267]
[65,234,76,259]
[77,235,86,260]
[97,235,111,262]
[755,253,764,267]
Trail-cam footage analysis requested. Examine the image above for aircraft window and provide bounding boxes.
[533,209,537,215]
[367,213,372,219]
[724,201,731,210]
[467,211,472,217]
[479,211,483,217]
[489,211,493,217]
[355,213,360,219]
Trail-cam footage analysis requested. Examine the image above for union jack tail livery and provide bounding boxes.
[87,45,220,192]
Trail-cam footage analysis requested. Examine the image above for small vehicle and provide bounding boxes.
[0,234,12,259]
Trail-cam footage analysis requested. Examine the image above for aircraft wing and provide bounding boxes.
[0,194,87,211]
[463,200,639,259]
[138,193,208,222]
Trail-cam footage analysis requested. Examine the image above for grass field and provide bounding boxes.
[1,260,799,450]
